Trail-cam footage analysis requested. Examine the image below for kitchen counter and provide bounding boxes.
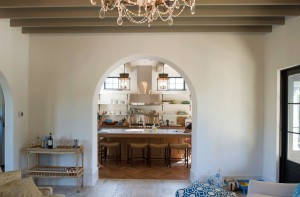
[98,128,191,138]
[99,125,185,129]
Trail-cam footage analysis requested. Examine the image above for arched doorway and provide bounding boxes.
[93,55,197,180]
[0,72,14,171]
[0,85,4,172]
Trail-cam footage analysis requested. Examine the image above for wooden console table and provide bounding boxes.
[26,145,84,192]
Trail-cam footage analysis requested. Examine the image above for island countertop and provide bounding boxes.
[98,128,191,138]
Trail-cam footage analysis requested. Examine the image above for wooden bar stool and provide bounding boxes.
[99,141,121,165]
[148,143,169,167]
[168,143,190,168]
[127,143,148,167]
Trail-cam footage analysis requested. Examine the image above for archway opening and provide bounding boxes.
[0,85,4,172]
[94,56,197,180]
[0,72,14,172]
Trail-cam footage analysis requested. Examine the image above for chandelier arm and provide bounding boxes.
[170,6,186,17]
[124,8,149,24]
[124,7,148,17]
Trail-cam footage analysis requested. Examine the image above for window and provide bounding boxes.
[104,77,119,90]
[103,77,130,90]
[169,77,185,91]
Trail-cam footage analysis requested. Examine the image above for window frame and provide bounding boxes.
[168,77,186,91]
[103,77,121,90]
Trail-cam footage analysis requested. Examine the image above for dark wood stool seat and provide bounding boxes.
[168,143,190,168]
[148,143,169,167]
[127,143,148,167]
[99,141,121,165]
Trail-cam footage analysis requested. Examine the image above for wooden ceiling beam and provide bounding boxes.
[22,25,272,33]
[1,0,300,8]
[0,5,299,19]
[194,0,300,5]
[10,17,285,27]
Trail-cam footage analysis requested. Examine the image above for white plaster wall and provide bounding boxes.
[0,19,29,171]
[28,33,264,185]
[264,16,300,181]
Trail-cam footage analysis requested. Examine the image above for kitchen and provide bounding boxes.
[97,59,192,179]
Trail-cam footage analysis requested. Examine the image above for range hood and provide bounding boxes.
[129,66,160,105]
[129,94,160,105]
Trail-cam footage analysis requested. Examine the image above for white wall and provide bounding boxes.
[264,16,300,181]
[0,19,29,171]
[28,32,264,185]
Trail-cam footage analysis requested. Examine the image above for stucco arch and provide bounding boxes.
[0,71,14,171]
[92,54,198,181]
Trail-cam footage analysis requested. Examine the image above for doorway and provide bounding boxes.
[97,58,193,180]
[280,65,300,183]
[0,85,4,172]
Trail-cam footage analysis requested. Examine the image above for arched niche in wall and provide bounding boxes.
[0,71,14,171]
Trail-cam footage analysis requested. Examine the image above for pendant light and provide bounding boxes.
[119,64,130,90]
[157,64,169,91]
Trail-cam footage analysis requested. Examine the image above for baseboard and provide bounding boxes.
[189,170,263,183]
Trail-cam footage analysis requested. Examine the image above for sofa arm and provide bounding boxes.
[38,186,53,195]
[248,179,297,197]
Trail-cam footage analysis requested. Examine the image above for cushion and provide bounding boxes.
[0,176,43,197]
[176,181,236,197]
[248,179,297,197]
[0,170,21,186]
[293,184,300,197]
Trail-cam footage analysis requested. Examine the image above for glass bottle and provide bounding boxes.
[48,132,53,149]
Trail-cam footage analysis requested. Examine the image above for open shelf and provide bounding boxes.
[28,166,84,178]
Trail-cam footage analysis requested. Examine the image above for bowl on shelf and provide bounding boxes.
[170,100,178,104]
[177,111,188,115]
[182,100,190,104]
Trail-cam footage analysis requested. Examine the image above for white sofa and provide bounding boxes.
[247,179,298,197]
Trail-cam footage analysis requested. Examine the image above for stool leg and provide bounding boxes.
[142,148,145,164]
[164,148,168,167]
[169,148,172,168]
[131,147,133,167]
[185,148,188,168]
[116,146,118,165]
[100,145,103,164]
[148,147,151,167]
[127,144,129,165]
[187,148,189,168]
[119,144,122,164]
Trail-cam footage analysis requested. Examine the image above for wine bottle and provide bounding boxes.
[48,132,53,149]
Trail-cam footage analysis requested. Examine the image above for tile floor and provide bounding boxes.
[52,179,246,197]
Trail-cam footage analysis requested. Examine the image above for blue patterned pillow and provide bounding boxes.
[176,181,236,197]
[293,184,300,197]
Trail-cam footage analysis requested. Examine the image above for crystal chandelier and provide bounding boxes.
[90,0,195,26]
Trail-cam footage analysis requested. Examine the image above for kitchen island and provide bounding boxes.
[98,128,191,162]
[98,128,191,138]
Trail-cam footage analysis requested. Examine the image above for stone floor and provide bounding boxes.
[52,179,246,197]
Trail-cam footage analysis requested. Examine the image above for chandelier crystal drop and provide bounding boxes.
[90,0,195,26]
